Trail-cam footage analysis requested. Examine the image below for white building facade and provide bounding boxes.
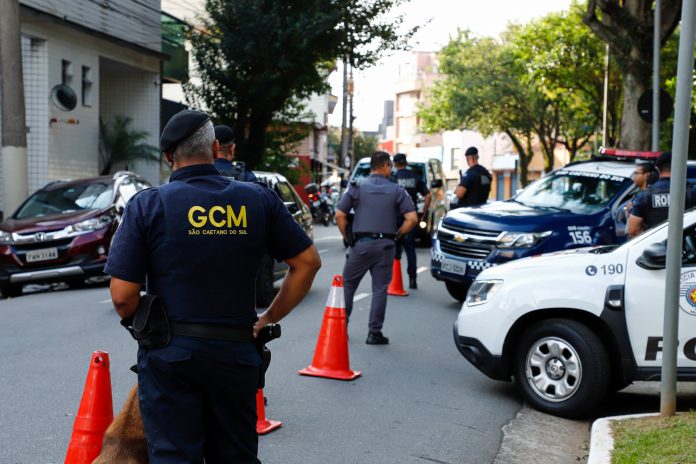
[0,0,162,212]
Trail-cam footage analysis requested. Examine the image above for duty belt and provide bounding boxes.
[170,321,254,342]
[355,232,396,241]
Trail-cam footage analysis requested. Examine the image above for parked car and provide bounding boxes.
[252,171,313,307]
[0,171,151,297]
[432,149,696,302]
[454,208,696,417]
[349,155,448,243]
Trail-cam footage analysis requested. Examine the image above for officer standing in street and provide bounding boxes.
[335,151,418,345]
[628,151,696,238]
[213,124,258,182]
[453,146,492,208]
[105,110,321,463]
[392,153,431,289]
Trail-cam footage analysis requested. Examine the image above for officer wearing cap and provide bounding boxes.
[628,151,696,238]
[106,110,321,463]
[213,124,258,182]
[392,152,430,289]
[335,151,417,345]
[453,146,492,208]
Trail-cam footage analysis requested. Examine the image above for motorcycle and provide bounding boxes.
[306,183,334,226]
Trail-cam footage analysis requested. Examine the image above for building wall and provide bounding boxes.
[21,0,161,52]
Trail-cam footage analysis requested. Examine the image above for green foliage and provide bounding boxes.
[612,411,696,464]
[98,116,159,176]
[353,132,378,160]
[185,0,417,170]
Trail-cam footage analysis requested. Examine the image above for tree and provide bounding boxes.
[98,116,159,175]
[583,0,681,150]
[353,132,378,160]
[186,0,416,169]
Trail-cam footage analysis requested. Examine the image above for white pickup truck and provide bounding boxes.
[454,209,696,417]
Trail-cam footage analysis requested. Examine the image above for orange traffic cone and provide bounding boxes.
[298,275,361,380]
[65,351,114,464]
[387,259,409,296]
[256,389,281,435]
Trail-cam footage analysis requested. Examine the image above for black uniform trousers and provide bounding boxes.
[137,336,261,464]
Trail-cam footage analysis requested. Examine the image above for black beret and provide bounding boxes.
[656,151,672,169]
[214,125,235,145]
[393,153,407,163]
[465,146,479,156]
[160,110,210,154]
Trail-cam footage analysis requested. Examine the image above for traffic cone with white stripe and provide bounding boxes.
[387,259,409,296]
[256,389,281,435]
[298,275,361,380]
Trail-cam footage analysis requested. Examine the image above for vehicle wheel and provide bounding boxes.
[255,255,276,308]
[1,284,23,298]
[513,319,610,418]
[445,280,470,302]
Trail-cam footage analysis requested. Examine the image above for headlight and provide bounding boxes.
[0,231,12,245]
[419,221,427,229]
[466,280,503,306]
[497,231,551,248]
[67,215,113,234]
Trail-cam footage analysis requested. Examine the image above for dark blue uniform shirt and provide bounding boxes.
[105,164,311,329]
[393,168,429,208]
[214,158,259,182]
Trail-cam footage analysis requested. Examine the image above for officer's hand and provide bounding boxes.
[253,313,272,338]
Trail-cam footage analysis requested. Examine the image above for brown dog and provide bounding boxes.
[93,384,148,464]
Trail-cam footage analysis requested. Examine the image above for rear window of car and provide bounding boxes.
[14,182,113,219]
[352,161,427,184]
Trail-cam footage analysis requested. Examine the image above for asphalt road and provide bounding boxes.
[0,225,522,463]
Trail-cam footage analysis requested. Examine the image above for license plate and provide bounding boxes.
[26,247,58,263]
[312,201,321,207]
[441,258,466,275]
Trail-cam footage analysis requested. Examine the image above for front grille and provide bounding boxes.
[441,221,500,238]
[438,234,492,260]
[13,238,74,252]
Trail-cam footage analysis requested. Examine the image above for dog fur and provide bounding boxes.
[93,384,148,464]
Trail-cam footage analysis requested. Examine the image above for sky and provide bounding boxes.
[162,0,573,131]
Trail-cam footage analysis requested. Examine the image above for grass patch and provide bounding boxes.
[611,411,696,463]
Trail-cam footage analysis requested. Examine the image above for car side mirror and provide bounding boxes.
[431,179,443,189]
[636,242,667,270]
[285,202,299,214]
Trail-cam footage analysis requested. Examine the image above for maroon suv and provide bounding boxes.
[0,172,151,297]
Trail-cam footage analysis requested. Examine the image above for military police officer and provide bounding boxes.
[335,151,418,344]
[628,151,696,238]
[453,146,492,208]
[392,152,430,289]
[106,110,321,463]
[213,124,258,182]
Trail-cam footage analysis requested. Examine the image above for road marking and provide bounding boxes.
[354,293,369,302]
[314,235,343,242]
[417,266,428,274]
[99,299,112,304]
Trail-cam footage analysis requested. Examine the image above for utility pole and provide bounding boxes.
[602,44,610,147]
[339,56,350,171]
[348,64,355,168]
[652,0,661,152]
[0,0,28,216]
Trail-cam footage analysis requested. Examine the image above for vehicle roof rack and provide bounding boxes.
[593,146,662,161]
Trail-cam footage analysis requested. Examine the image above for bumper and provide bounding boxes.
[0,259,106,285]
[453,322,510,381]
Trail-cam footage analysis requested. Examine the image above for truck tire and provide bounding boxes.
[513,319,610,418]
[445,280,470,302]
[255,255,276,308]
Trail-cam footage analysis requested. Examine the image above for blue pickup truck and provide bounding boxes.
[432,151,696,301]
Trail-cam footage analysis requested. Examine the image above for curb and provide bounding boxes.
[587,413,658,464]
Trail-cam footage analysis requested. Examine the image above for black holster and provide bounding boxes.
[120,294,171,350]
[255,324,281,389]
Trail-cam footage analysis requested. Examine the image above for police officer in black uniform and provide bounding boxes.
[106,110,321,463]
[628,151,696,238]
[453,146,492,208]
[335,151,417,344]
[392,153,430,289]
[213,124,258,182]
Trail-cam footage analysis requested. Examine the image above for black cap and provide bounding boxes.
[656,151,672,169]
[160,110,210,154]
[465,146,478,157]
[393,153,407,164]
[214,125,235,145]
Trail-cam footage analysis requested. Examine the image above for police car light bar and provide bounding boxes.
[598,147,662,159]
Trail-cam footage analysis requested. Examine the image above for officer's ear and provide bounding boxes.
[212,139,220,157]
[164,151,173,164]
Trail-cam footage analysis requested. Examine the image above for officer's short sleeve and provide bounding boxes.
[104,191,154,284]
[262,187,313,262]
[630,191,647,218]
[459,169,477,189]
[245,170,259,182]
[396,187,416,215]
[336,186,357,214]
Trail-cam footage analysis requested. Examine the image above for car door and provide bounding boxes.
[624,215,696,369]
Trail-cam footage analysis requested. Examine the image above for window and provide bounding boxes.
[451,148,461,171]
[276,182,296,204]
[82,66,93,107]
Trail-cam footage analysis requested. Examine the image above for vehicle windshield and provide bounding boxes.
[514,170,629,214]
[14,182,113,219]
[352,162,426,183]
